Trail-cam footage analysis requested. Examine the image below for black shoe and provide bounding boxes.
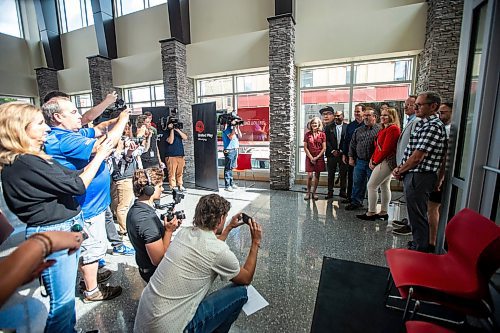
[375,213,389,220]
[356,213,377,221]
[392,225,412,236]
[407,240,417,250]
[345,203,363,211]
[392,219,407,227]
[339,192,348,199]
[428,244,436,253]
[341,198,351,204]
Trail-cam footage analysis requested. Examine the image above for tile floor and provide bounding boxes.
[0,183,411,332]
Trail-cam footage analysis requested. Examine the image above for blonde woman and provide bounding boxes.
[357,107,401,221]
[0,102,113,333]
[303,117,326,200]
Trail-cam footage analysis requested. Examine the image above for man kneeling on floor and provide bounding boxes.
[134,194,262,333]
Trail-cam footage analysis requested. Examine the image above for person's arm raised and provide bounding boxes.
[231,220,262,285]
[92,110,130,153]
[79,139,114,187]
[81,91,118,125]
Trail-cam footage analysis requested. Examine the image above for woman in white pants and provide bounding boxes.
[357,108,401,221]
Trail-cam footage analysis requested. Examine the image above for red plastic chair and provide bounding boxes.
[385,208,500,326]
[405,321,456,333]
[233,153,255,188]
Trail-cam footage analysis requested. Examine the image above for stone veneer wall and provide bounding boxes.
[160,38,194,183]
[268,14,296,190]
[416,0,464,102]
[35,67,59,103]
[87,55,115,106]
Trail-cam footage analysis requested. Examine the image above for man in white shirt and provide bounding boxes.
[134,194,262,333]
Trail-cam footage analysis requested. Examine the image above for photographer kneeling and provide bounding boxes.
[134,193,262,333]
[126,168,179,282]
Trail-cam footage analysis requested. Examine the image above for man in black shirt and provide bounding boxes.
[127,167,179,282]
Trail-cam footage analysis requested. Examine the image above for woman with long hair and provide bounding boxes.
[303,117,326,200]
[357,107,401,221]
[0,102,113,333]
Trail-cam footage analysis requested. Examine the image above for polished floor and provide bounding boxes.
[0,182,410,332]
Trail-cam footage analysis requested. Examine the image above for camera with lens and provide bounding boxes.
[121,136,144,145]
[96,98,128,124]
[156,189,186,222]
[161,108,184,130]
[218,111,244,126]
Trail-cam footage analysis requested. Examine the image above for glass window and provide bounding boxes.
[123,84,165,115]
[70,93,92,115]
[154,85,164,101]
[127,87,152,103]
[454,4,487,180]
[115,0,167,17]
[59,0,94,33]
[200,96,234,112]
[0,95,32,104]
[354,59,413,84]
[236,73,269,93]
[300,65,351,88]
[198,77,233,96]
[0,0,23,38]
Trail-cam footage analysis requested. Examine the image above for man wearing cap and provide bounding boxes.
[321,106,347,199]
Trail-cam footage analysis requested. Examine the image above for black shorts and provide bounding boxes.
[429,190,442,204]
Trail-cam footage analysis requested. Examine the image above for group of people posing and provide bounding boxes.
[0,93,262,333]
[303,91,452,253]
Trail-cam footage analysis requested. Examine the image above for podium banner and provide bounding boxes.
[192,102,219,191]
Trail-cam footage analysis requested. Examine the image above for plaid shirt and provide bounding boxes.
[402,114,446,173]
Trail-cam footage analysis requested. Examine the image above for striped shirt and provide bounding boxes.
[348,124,381,160]
[402,114,446,173]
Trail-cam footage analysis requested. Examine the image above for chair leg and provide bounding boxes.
[409,300,420,320]
[401,287,414,326]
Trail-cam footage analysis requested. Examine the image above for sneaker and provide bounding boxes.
[345,203,363,211]
[407,240,417,250]
[393,218,409,227]
[78,269,112,293]
[392,225,412,236]
[178,186,186,192]
[83,285,123,303]
[98,258,106,269]
[112,244,135,256]
[231,184,239,190]
[224,187,234,192]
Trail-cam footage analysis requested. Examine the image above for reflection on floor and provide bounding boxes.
[0,183,410,333]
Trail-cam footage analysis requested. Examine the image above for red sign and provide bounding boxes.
[195,120,205,133]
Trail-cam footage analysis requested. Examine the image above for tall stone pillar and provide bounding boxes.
[268,14,296,190]
[159,38,194,183]
[416,0,464,102]
[35,67,59,103]
[87,55,115,106]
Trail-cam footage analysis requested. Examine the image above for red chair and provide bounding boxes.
[405,321,456,333]
[233,153,255,188]
[385,208,500,327]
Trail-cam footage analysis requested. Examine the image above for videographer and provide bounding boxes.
[164,117,188,192]
[222,116,242,192]
[134,193,262,333]
[137,114,164,169]
[126,168,180,282]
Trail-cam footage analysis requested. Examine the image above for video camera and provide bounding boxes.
[155,189,186,222]
[161,108,184,130]
[218,111,244,126]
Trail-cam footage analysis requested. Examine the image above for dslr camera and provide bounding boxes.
[121,135,144,145]
[161,108,184,130]
[156,189,186,222]
[218,111,244,126]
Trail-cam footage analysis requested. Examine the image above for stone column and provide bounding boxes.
[35,67,59,103]
[87,55,115,106]
[416,0,464,102]
[268,14,296,190]
[159,38,194,183]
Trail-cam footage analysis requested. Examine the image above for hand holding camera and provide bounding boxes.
[163,215,180,232]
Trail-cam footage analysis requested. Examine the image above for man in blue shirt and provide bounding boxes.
[165,122,188,191]
[222,118,242,192]
[42,97,129,302]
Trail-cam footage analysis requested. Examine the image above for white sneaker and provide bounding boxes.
[231,184,239,189]
[178,186,186,192]
[225,187,234,192]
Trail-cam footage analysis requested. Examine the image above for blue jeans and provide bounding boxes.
[25,212,84,333]
[184,284,248,333]
[351,159,372,206]
[224,149,238,188]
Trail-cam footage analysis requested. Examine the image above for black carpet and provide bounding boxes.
[311,257,402,333]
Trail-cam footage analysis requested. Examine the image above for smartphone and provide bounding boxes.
[241,213,252,224]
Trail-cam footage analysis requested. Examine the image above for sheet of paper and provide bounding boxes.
[242,285,269,316]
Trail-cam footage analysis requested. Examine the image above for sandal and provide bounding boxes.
[304,194,311,200]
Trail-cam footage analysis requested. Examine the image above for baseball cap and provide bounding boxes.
[319,106,334,115]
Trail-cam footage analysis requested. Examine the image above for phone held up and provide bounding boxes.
[240,213,252,224]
